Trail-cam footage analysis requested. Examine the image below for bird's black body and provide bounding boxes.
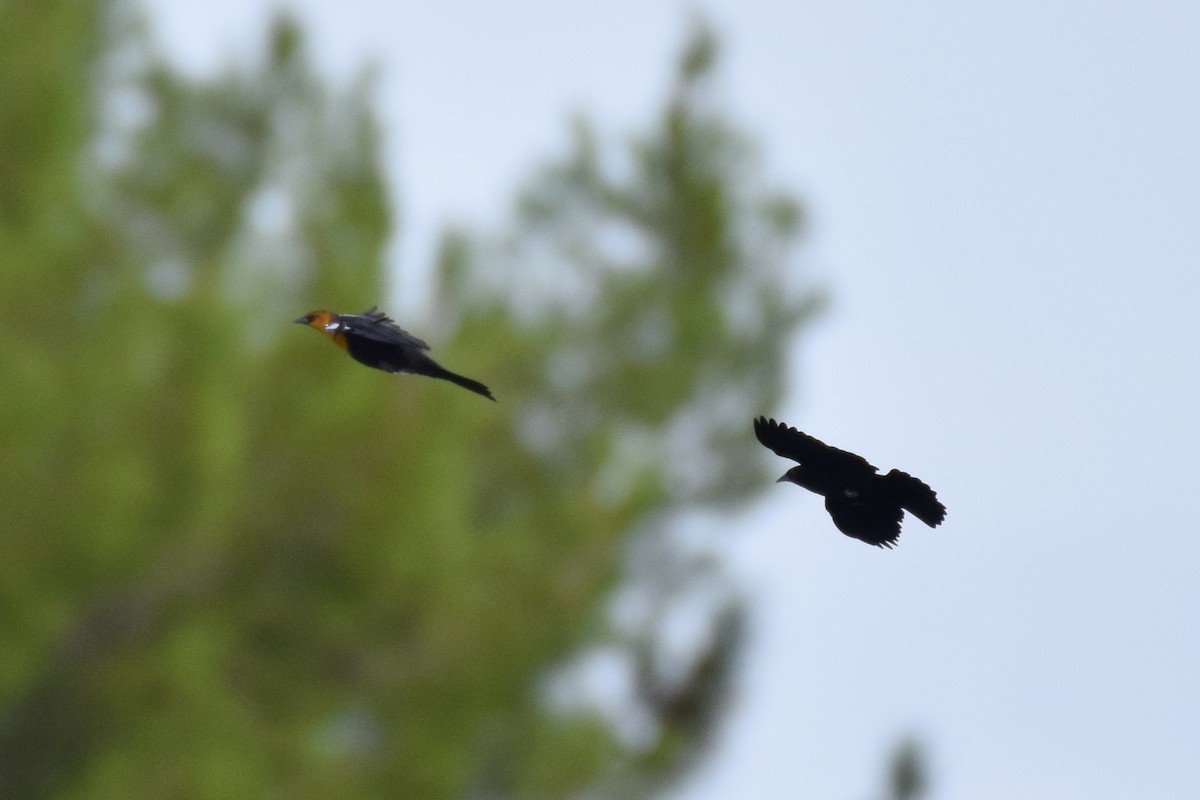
[296,307,495,401]
[754,417,945,548]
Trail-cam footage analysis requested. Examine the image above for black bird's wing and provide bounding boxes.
[883,469,946,528]
[824,493,904,548]
[753,417,877,473]
[336,307,431,352]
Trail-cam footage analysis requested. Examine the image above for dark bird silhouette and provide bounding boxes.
[754,417,945,548]
[295,307,495,401]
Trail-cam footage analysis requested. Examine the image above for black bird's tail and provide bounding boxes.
[427,362,496,401]
[884,469,946,528]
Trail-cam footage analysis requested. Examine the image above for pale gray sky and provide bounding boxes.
[146,2,1200,798]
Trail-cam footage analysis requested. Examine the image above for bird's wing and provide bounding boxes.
[825,493,903,548]
[753,417,877,473]
[884,469,946,528]
[335,307,431,351]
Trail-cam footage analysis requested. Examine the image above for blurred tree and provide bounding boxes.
[0,3,818,798]
[882,736,929,800]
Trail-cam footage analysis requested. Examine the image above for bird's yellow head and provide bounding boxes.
[294,310,347,349]
[294,309,334,328]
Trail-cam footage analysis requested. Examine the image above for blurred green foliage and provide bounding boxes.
[0,3,819,798]
[883,736,929,800]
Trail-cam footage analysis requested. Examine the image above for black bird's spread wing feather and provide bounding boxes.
[753,417,877,474]
[883,469,946,528]
[336,307,431,351]
[825,494,904,548]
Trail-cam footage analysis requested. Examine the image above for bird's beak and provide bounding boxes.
[775,475,788,483]
[293,316,310,325]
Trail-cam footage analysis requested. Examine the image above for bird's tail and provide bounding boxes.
[885,469,946,528]
[428,363,496,401]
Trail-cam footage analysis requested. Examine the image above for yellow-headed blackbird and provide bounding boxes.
[754,417,945,548]
[295,307,495,401]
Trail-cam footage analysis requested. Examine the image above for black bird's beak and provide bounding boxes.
[293,316,310,325]
[776,475,788,483]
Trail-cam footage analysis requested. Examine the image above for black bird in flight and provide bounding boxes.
[295,307,495,401]
[754,417,945,548]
